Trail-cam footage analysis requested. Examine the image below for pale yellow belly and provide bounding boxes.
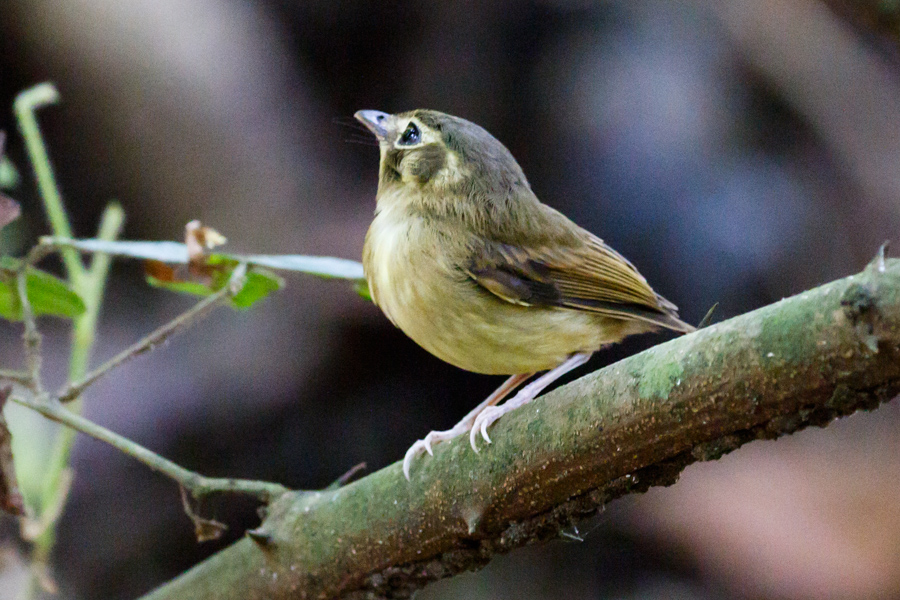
[364,214,638,374]
[395,293,621,374]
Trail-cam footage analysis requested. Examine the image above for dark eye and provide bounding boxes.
[398,122,421,145]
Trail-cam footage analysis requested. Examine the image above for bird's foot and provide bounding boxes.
[401,373,532,479]
[469,352,592,451]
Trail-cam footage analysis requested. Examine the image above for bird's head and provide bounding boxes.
[354,109,530,201]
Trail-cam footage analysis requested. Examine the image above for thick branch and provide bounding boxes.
[142,259,900,600]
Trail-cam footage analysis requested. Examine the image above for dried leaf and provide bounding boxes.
[191,515,228,543]
[185,220,227,263]
[143,259,178,283]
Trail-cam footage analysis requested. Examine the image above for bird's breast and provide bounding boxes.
[363,203,415,325]
[363,199,620,374]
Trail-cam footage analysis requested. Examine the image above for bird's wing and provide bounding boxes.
[465,234,694,333]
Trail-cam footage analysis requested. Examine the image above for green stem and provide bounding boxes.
[68,202,125,380]
[87,202,125,291]
[13,83,84,286]
[32,203,124,560]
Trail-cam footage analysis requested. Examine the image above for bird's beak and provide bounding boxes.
[354,110,390,140]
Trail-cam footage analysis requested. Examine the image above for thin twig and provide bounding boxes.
[9,394,290,503]
[697,302,719,329]
[326,462,368,490]
[68,202,126,376]
[180,486,228,542]
[16,268,43,394]
[58,263,248,402]
[12,242,58,394]
[0,370,34,386]
[22,241,56,267]
[32,206,123,564]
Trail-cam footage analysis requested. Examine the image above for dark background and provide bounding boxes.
[2,0,900,598]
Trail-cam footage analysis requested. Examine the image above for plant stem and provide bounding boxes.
[10,394,289,503]
[13,83,84,286]
[15,269,42,393]
[0,370,32,386]
[33,204,126,556]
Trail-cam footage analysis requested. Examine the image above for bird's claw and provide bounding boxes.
[403,438,429,480]
[481,420,493,445]
[470,406,502,451]
[402,429,466,479]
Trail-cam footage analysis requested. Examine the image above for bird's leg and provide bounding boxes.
[470,352,593,450]
[402,372,531,479]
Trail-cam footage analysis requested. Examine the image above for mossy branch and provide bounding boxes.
[142,258,900,600]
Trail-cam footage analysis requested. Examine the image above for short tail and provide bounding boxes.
[652,293,696,333]
[648,311,696,334]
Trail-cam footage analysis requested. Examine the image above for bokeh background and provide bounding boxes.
[2,0,900,598]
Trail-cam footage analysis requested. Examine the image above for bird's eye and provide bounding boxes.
[398,122,421,146]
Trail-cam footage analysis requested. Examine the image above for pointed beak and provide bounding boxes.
[354,110,390,140]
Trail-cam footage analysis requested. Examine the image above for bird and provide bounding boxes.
[354,109,694,479]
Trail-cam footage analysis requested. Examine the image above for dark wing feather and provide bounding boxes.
[465,235,694,333]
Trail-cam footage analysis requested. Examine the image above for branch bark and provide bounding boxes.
[141,258,900,600]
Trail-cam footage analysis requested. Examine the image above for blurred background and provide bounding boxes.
[2,0,900,598]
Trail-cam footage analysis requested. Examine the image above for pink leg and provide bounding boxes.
[470,352,592,451]
[402,373,531,479]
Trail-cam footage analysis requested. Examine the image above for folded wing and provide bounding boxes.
[465,234,694,333]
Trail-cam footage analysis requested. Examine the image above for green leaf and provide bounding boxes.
[354,279,372,302]
[146,266,283,310]
[146,276,214,297]
[0,261,86,320]
[230,270,283,309]
[0,156,19,190]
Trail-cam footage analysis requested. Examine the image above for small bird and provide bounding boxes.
[355,109,694,479]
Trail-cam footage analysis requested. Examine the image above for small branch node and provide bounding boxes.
[180,485,227,543]
[246,527,276,548]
